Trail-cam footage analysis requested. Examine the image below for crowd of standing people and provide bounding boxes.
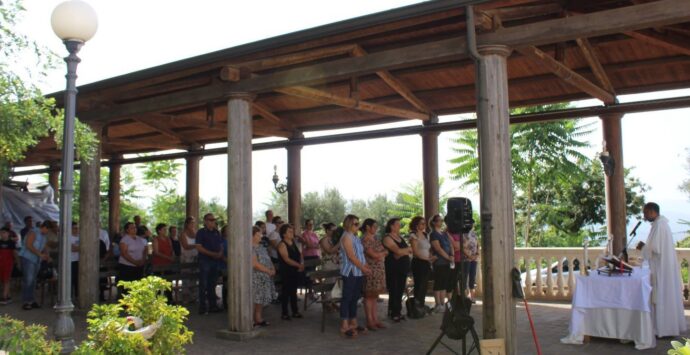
[0,208,481,338]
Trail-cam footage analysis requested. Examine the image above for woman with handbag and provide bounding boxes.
[19,221,52,310]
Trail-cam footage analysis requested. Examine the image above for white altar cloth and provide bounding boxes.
[561,267,656,350]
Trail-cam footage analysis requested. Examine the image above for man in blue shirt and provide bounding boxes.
[196,213,223,314]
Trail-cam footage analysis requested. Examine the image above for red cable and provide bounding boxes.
[522,298,543,355]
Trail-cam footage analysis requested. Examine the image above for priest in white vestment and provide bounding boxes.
[637,202,687,337]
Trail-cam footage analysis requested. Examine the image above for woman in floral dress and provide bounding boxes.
[252,226,275,327]
[361,218,388,330]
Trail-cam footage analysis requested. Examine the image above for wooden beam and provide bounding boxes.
[516,45,615,103]
[276,86,429,121]
[132,116,200,146]
[79,0,690,122]
[575,37,616,94]
[485,3,563,21]
[351,45,433,114]
[251,103,296,130]
[625,29,690,56]
[237,44,356,72]
[106,137,185,150]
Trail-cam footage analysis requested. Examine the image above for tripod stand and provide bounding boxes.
[426,231,481,355]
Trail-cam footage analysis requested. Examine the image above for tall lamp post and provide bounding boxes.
[50,1,98,353]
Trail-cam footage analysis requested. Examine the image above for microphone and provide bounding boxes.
[629,221,642,237]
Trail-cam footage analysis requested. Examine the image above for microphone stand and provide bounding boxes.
[621,221,642,263]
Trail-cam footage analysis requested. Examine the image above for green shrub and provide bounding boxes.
[0,316,61,354]
[75,276,193,354]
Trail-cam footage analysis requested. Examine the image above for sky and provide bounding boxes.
[13,0,690,242]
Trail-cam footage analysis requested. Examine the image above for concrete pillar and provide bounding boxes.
[49,163,60,203]
[186,147,202,221]
[108,156,121,236]
[217,93,258,340]
[287,142,302,234]
[601,112,627,254]
[78,131,102,309]
[475,44,517,354]
[422,130,440,219]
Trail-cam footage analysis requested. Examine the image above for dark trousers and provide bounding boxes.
[411,258,431,303]
[340,275,363,319]
[199,260,219,311]
[280,272,299,316]
[117,264,144,298]
[385,259,409,317]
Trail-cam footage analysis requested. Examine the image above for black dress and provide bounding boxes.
[278,240,302,316]
[384,234,411,318]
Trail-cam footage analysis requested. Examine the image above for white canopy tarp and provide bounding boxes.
[1,185,60,236]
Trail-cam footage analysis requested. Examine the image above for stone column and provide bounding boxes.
[475,45,517,354]
[78,129,102,309]
[217,93,258,340]
[49,163,61,203]
[108,156,122,236]
[422,130,440,219]
[186,147,202,221]
[601,112,628,254]
[287,141,303,234]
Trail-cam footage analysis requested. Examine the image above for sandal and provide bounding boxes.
[22,303,32,310]
[292,313,303,319]
[254,321,270,327]
[392,316,401,323]
[375,322,387,329]
[366,324,378,332]
[340,329,356,338]
[281,315,291,321]
[355,325,367,334]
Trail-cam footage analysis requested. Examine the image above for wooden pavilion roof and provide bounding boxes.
[19,0,690,166]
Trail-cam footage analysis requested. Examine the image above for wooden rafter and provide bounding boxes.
[79,0,690,123]
[276,86,429,121]
[132,115,200,146]
[105,137,185,150]
[625,29,690,56]
[237,44,356,72]
[351,45,433,115]
[575,38,616,95]
[221,64,430,122]
[251,103,296,130]
[516,46,615,104]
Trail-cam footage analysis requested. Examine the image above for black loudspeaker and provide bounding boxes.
[445,197,473,234]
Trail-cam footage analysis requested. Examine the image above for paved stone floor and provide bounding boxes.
[2,294,687,354]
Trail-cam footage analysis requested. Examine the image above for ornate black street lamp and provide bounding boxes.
[50,1,98,352]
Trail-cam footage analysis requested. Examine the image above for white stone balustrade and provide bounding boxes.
[471,248,690,305]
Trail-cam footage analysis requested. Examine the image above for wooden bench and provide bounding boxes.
[308,269,342,332]
[98,260,119,301]
[150,261,199,304]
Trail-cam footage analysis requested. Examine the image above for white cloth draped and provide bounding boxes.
[562,268,656,350]
[641,215,687,337]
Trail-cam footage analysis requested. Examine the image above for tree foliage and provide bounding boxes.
[449,104,647,247]
[0,0,97,180]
